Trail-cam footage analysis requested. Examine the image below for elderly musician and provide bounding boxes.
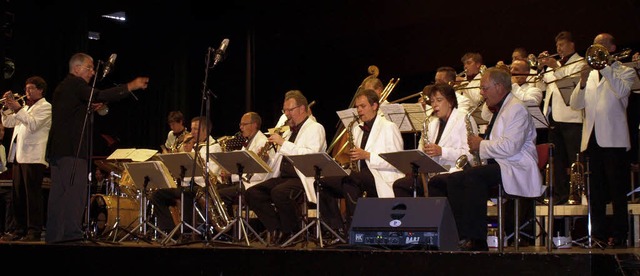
[438,68,543,251]
[245,90,326,246]
[0,76,51,242]
[320,88,404,235]
[570,33,636,248]
[218,112,275,217]
[393,83,473,197]
[538,31,583,205]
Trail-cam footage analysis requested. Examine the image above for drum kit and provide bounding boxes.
[86,159,153,241]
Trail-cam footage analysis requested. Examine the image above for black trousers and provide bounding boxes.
[11,163,45,236]
[586,134,630,241]
[149,187,197,233]
[320,168,376,230]
[442,164,501,240]
[392,174,425,197]
[548,118,582,202]
[245,177,304,234]
[46,156,88,243]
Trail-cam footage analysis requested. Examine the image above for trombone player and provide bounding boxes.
[538,31,584,205]
[570,33,636,248]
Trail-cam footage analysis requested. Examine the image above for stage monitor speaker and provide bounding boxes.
[349,197,458,251]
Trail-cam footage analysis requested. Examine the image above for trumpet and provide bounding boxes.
[1,93,27,115]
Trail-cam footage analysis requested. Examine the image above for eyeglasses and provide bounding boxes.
[281,105,302,114]
[480,83,496,91]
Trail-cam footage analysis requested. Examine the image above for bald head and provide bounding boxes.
[594,33,616,53]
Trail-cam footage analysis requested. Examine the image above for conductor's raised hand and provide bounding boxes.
[127,77,150,91]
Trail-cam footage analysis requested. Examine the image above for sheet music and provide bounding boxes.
[555,76,580,106]
[402,103,427,131]
[336,108,358,128]
[527,106,549,129]
[107,148,158,162]
[379,103,413,132]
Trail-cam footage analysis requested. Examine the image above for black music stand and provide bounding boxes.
[209,150,271,246]
[155,152,204,245]
[281,152,349,248]
[380,149,447,198]
[118,161,175,243]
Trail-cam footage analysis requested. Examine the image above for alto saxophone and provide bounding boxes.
[347,116,360,173]
[567,153,585,205]
[422,116,432,146]
[194,144,232,233]
[455,98,485,169]
[243,139,272,183]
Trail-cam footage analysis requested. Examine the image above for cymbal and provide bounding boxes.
[94,159,122,173]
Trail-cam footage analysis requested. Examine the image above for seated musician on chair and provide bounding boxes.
[392,83,474,197]
[320,88,404,236]
[245,90,326,246]
[150,116,222,240]
[434,67,544,251]
[218,111,275,217]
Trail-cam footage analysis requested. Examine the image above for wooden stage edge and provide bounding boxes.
[0,240,639,275]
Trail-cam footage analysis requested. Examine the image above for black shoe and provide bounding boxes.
[607,237,627,249]
[19,232,41,242]
[458,239,489,251]
[0,232,23,242]
[267,230,283,247]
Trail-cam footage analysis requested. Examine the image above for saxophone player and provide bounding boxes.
[218,112,275,217]
[437,68,544,251]
[245,90,326,246]
[150,116,223,239]
[392,83,474,197]
[319,89,404,238]
[161,110,190,153]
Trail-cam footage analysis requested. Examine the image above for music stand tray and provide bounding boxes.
[209,150,272,245]
[554,76,580,106]
[281,152,348,248]
[156,152,203,183]
[379,149,447,175]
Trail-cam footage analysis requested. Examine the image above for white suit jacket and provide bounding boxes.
[2,98,52,166]
[459,74,483,109]
[570,61,635,152]
[511,82,543,106]
[419,108,474,171]
[352,113,404,198]
[235,131,275,190]
[182,137,222,187]
[480,93,544,197]
[541,53,584,123]
[259,118,326,203]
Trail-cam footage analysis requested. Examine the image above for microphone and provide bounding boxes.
[102,53,117,79]
[213,38,229,66]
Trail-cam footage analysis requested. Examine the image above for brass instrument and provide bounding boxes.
[244,139,273,182]
[346,115,360,173]
[218,131,246,152]
[567,153,585,205]
[455,98,485,169]
[585,44,632,70]
[421,115,432,146]
[0,93,26,115]
[380,77,400,103]
[194,144,232,233]
[269,119,290,152]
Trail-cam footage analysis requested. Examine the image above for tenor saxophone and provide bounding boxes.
[347,116,360,173]
[567,153,585,205]
[243,139,272,182]
[455,98,485,169]
[194,144,232,233]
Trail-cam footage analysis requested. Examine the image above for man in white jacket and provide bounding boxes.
[442,68,544,251]
[570,33,635,248]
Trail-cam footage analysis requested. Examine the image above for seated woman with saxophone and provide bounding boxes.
[150,116,223,240]
[392,83,475,197]
[217,111,275,217]
[319,88,404,236]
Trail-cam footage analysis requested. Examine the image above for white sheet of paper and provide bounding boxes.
[336,108,358,128]
[379,103,413,132]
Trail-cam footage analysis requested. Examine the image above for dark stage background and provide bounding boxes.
[1,0,640,160]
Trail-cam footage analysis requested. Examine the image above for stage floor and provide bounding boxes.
[1,236,639,275]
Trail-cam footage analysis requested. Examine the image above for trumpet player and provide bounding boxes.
[456,52,485,107]
[539,31,584,205]
[150,116,223,239]
[319,88,403,239]
[0,76,51,242]
[570,33,636,248]
[393,83,473,197]
[433,66,473,113]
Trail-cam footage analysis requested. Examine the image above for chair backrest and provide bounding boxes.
[536,143,552,171]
